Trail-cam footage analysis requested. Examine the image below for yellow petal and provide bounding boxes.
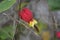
[29,19,38,28]
[29,21,34,27]
[33,19,37,24]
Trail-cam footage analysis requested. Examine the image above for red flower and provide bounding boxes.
[56,32,60,38]
[19,8,33,23]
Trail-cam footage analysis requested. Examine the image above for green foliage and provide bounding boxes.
[37,21,47,34]
[48,0,60,10]
[0,30,9,40]
[0,25,14,40]
[26,0,30,2]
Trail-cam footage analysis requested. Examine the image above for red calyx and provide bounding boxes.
[19,8,33,23]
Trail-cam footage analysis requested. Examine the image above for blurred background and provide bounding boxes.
[0,0,60,40]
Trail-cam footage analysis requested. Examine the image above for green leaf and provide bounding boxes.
[0,29,10,40]
[3,25,14,38]
[0,25,14,40]
[0,0,16,13]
